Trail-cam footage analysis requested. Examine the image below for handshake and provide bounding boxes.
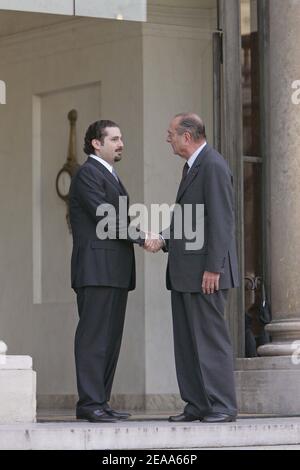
[143,232,165,253]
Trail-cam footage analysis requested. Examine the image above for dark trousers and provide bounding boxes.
[171,289,237,417]
[75,286,128,412]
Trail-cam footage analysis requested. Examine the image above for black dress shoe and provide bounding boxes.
[76,409,117,423]
[168,413,202,423]
[202,412,236,423]
[104,405,131,420]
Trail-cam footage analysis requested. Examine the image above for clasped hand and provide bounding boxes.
[143,232,164,253]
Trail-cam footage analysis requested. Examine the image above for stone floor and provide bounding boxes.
[0,410,300,450]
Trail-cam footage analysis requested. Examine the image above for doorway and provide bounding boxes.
[241,0,270,357]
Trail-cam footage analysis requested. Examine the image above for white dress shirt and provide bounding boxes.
[90,154,114,174]
[186,141,207,172]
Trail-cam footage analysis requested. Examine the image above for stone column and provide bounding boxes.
[258,0,300,356]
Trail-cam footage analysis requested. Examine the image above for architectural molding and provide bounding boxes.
[147,3,217,30]
[0,2,218,64]
[142,23,213,42]
[0,17,142,65]
[0,14,215,66]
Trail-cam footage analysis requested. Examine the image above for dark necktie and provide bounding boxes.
[181,162,189,181]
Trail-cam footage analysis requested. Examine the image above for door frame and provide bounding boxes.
[217,0,245,356]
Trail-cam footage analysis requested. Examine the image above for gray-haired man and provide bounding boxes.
[146,113,239,423]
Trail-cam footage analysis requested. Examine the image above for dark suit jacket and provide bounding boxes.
[164,144,239,292]
[69,157,142,291]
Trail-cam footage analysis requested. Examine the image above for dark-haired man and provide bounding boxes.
[146,113,239,423]
[69,120,144,422]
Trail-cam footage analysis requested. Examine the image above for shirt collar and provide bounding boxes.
[90,154,113,173]
[187,142,207,169]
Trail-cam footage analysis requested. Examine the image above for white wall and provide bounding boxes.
[0,15,145,402]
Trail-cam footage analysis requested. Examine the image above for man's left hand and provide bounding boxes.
[202,271,220,295]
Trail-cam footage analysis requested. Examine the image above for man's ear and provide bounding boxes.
[92,139,101,150]
[184,132,190,144]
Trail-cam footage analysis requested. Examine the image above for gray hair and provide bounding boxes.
[175,113,206,141]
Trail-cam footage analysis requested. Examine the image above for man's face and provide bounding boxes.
[166,118,184,156]
[93,127,124,164]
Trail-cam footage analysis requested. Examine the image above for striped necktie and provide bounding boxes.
[112,168,119,182]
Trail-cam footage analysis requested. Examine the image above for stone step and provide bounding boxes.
[1,417,300,450]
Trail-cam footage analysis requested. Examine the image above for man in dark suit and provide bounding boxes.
[145,113,239,423]
[69,120,144,422]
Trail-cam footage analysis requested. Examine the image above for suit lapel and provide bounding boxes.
[176,144,210,202]
[117,177,129,197]
[87,157,127,196]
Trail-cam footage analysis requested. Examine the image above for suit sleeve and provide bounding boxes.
[160,231,169,252]
[75,166,145,245]
[204,160,235,273]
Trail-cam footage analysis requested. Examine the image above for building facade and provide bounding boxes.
[0,0,299,415]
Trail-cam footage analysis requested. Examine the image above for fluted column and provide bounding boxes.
[258,0,300,356]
